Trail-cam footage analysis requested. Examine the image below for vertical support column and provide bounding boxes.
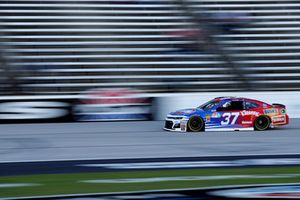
[0,22,22,95]
[176,0,251,90]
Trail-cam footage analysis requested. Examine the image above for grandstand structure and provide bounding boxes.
[0,0,300,95]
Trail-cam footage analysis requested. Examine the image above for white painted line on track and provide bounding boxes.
[80,174,300,184]
[2,183,300,200]
[1,154,300,164]
[0,183,41,188]
[78,158,300,169]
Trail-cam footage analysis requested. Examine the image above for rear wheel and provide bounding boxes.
[254,115,270,131]
[187,116,204,132]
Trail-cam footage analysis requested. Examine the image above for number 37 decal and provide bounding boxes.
[221,112,240,125]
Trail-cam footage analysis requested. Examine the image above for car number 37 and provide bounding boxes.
[221,112,240,125]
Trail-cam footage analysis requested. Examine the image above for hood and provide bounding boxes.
[169,108,198,116]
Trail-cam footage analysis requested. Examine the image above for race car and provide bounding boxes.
[164,97,289,132]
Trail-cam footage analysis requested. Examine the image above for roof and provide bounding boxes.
[213,96,259,102]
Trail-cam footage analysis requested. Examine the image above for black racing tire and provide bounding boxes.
[187,116,204,132]
[254,115,270,131]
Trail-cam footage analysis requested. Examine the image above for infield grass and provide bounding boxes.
[1,166,300,199]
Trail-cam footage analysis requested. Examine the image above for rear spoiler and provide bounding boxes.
[272,103,286,109]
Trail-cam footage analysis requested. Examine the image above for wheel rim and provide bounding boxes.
[188,117,203,132]
[255,116,270,130]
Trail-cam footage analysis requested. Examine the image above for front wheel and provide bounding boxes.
[254,115,270,131]
[187,116,204,132]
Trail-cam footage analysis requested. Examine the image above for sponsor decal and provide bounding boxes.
[175,111,184,115]
[82,98,147,105]
[175,109,195,115]
[206,115,211,122]
[74,88,152,121]
[240,110,259,117]
[272,115,286,123]
[221,112,239,125]
[263,103,268,108]
[0,101,69,120]
[264,108,279,115]
[180,124,186,131]
[180,120,187,131]
[211,112,220,118]
[77,113,150,121]
[0,100,73,123]
[242,121,252,125]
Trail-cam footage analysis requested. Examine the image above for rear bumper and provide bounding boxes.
[271,114,289,126]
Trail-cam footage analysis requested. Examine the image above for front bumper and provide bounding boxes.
[164,117,188,132]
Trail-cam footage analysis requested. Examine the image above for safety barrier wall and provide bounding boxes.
[0,91,299,123]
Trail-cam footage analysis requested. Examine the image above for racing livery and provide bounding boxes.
[164,97,289,132]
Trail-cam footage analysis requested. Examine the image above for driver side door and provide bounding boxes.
[215,100,244,128]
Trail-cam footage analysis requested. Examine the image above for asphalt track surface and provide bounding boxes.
[0,119,299,163]
[2,154,300,176]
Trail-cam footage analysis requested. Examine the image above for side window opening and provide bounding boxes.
[229,101,244,110]
[218,100,244,111]
[245,101,259,109]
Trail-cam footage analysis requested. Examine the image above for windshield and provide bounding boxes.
[198,100,220,111]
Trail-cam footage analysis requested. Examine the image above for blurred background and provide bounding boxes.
[1,1,300,199]
[0,0,299,96]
